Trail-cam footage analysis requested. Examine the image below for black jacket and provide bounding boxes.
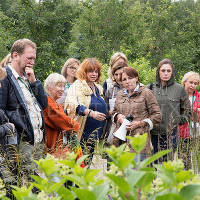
[0,67,47,145]
[0,109,14,150]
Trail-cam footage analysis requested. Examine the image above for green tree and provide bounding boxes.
[69,0,130,64]
[0,0,81,81]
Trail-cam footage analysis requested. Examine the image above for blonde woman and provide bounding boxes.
[0,53,11,79]
[103,52,127,95]
[57,58,80,106]
[178,72,200,170]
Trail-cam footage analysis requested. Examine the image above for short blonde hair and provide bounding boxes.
[109,52,127,79]
[76,58,101,83]
[44,73,66,93]
[61,58,80,78]
[109,52,127,68]
[181,71,200,87]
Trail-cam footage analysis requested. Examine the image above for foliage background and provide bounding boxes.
[0,0,199,83]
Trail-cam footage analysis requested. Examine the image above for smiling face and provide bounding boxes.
[121,72,138,92]
[86,69,99,83]
[49,82,65,101]
[113,68,123,85]
[184,76,199,96]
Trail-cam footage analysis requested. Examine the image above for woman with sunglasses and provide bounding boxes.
[57,58,80,106]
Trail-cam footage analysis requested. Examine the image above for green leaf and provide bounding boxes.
[156,193,184,200]
[92,183,109,200]
[84,169,101,183]
[57,186,75,200]
[155,165,175,186]
[73,165,84,176]
[180,184,200,200]
[127,133,147,153]
[136,172,155,188]
[106,174,130,193]
[30,175,44,184]
[59,160,75,168]
[76,155,88,166]
[38,159,55,176]
[118,152,135,169]
[64,174,85,187]
[126,168,146,188]
[140,150,171,168]
[71,188,97,200]
[176,171,194,183]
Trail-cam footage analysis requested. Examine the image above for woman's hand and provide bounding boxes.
[90,110,106,121]
[126,121,145,131]
[117,114,125,124]
[109,110,113,115]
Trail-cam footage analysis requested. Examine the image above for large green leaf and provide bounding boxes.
[155,165,176,186]
[71,188,97,200]
[84,169,101,183]
[139,150,171,168]
[127,133,147,153]
[126,168,146,188]
[136,172,155,188]
[106,174,130,194]
[37,159,55,176]
[118,152,135,169]
[57,186,75,200]
[180,184,200,200]
[92,183,109,200]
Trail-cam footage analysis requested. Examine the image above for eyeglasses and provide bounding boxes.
[68,66,77,70]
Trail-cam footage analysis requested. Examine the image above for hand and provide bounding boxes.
[117,114,125,124]
[126,121,144,131]
[90,111,106,121]
[25,67,36,83]
[109,110,113,115]
[8,123,15,132]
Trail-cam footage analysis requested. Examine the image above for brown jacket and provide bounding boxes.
[113,85,161,154]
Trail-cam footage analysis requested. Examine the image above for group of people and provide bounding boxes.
[0,38,199,197]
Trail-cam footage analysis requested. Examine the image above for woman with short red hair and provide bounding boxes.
[64,58,107,154]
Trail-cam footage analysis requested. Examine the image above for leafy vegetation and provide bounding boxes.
[0,133,199,199]
[0,0,199,82]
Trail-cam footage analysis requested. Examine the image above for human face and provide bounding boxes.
[86,69,99,83]
[66,63,79,78]
[49,82,65,101]
[113,68,123,85]
[15,46,36,74]
[121,72,138,92]
[159,64,173,83]
[184,76,199,95]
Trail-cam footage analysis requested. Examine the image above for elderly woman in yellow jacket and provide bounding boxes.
[64,58,107,154]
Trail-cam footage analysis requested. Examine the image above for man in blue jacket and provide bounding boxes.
[0,38,47,195]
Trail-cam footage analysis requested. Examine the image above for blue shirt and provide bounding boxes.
[76,86,107,139]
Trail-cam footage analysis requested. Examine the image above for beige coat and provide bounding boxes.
[113,85,162,154]
[64,79,104,141]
